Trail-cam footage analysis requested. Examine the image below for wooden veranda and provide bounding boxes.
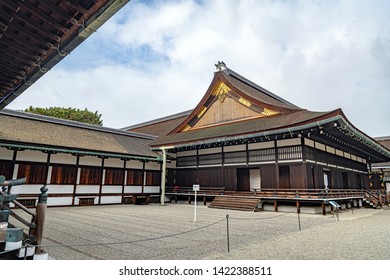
[166,187,390,214]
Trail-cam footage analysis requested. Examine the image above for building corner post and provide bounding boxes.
[160,147,167,206]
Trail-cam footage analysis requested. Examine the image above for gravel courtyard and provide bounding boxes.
[25,203,390,260]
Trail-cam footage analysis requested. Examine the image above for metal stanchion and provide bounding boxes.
[226,214,230,252]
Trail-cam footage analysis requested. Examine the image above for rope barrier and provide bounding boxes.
[229,212,289,221]
[1,210,304,258]
[28,217,227,249]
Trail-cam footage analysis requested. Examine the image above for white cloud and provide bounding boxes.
[8,0,390,136]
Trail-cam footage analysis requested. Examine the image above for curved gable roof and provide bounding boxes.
[170,63,302,134]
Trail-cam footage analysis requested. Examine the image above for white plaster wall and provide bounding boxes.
[224,144,246,152]
[16,150,47,162]
[48,197,73,206]
[198,147,222,155]
[335,149,344,157]
[144,186,160,193]
[102,186,122,193]
[177,150,196,157]
[50,153,77,164]
[304,138,315,147]
[12,164,18,179]
[326,146,335,154]
[104,158,124,168]
[79,156,102,166]
[100,196,122,204]
[248,141,274,150]
[76,185,99,194]
[0,147,13,160]
[11,185,42,194]
[145,161,161,171]
[124,186,142,193]
[46,166,52,184]
[126,160,143,169]
[277,138,301,147]
[166,160,176,169]
[47,185,74,194]
[315,142,326,151]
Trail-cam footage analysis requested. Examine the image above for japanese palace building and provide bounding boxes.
[127,62,390,194]
[1,62,390,209]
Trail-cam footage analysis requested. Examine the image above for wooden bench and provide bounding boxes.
[166,186,225,205]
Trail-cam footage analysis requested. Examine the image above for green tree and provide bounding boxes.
[24,106,103,126]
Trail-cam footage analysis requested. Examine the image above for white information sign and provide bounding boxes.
[193,184,200,221]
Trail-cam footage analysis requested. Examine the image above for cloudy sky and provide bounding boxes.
[8,0,390,137]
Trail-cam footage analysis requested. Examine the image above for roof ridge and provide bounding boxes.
[224,67,300,108]
[122,109,192,131]
[0,109,156,140]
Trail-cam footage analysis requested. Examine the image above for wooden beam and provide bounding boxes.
[19,1,69,34]
[39,1,76,23]
[11,12,61,42]
[0,34,48,56]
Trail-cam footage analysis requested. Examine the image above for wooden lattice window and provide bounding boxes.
[51,165,77,184]
[79,166,102,185]
[104,168,124,185]
[0,160,14,179]
[126,169,144,185]
[17,163,48,184]
[145,170,161,186]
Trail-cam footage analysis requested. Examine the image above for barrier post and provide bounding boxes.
[34,186,48,254]
[226,214,230,252]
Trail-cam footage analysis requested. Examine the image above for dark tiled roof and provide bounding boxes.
[375,137,390,150]
[151,109,337,147]
[0,109,159,159]
[124,110,191,136]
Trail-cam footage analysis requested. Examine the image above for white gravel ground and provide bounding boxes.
[13,203,390,260]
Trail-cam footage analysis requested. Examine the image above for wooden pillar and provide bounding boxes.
[322,202,326,215]
[34,186,48,254]
[160,147,167,206]
[274,200,278,212]
[296,200,300,214]
[72,155,80,206]
[98,157,105,205]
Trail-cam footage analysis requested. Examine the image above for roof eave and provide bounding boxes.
[0,141,162,162]
[151,115,390,161]
[0,0,130,110]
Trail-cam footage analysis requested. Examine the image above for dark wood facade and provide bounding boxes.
[172,137,369,192]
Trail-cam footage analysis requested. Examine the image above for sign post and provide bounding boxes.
[193,184,200,222]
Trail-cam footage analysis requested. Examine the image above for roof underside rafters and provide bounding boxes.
[0,0,130,109]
